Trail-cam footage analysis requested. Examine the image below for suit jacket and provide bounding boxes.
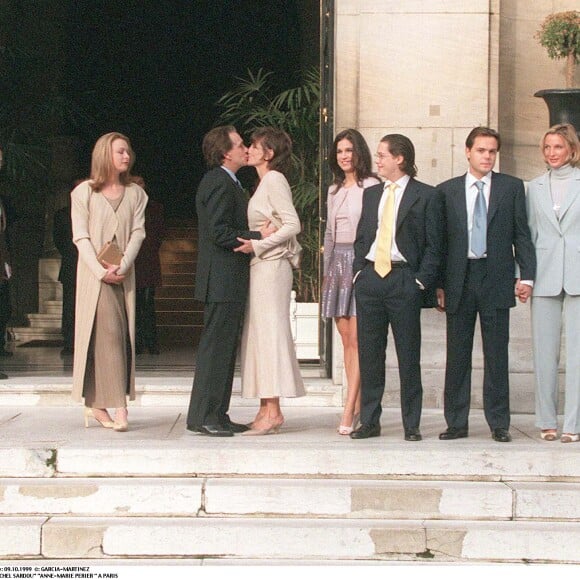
[194,166,260,303]
[526,166,580,296]
[353,178,442,307]
[437,171,536,314]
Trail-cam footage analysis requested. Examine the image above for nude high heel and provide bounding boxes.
[113,408,129,432]
[242,418,283,436]
[84,407,114,429]
[338,412,360,436]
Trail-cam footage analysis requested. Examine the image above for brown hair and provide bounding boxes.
[541,123,580,167]
[251,127,293,175]
[329,128,376,193]
[380,134,418,178]
[202,125,237,168]
[465,126,501,151]
[89,132,135,191]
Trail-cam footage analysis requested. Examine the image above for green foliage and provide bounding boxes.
[216,67,321,302]
[536,11,580,88]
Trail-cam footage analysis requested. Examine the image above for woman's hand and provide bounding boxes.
[102,262,125,285]
[260,220,277,238]
[234,238,254,254]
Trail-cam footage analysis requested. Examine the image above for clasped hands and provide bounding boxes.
[515,280,532,303]
[102,262,125,285]
[234,220,276,255]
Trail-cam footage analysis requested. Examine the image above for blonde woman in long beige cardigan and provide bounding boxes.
[71,132,147,432]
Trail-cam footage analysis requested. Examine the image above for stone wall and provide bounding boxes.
[330,0,570,411]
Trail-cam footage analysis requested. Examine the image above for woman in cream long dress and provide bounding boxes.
[235,127,305,434]
[71,132,147,432]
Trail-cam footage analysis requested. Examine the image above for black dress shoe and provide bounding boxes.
[0,372,7,380]
[227,421,250,433]
[491,428,512,442]
[439,427,468,440]
[404,428,422,441]
[350,424,381,439]
[188,424,234,437]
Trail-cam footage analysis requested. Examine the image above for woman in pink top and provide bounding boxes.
[322,129,379,434]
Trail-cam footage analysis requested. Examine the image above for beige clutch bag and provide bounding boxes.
[97,241,123,267]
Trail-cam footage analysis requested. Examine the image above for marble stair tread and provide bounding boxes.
[0,376,339,407]
[3,516,578,561]
[1,477,578,520]
[0,408,578,479]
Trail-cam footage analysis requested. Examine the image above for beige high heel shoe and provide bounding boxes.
[242,418,283,436]
[84,407,114,429]
[113,409,129,432]
[338,413,360,436]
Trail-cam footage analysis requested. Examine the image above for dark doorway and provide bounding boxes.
[62,0,320,214]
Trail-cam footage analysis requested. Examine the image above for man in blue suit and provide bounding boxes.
[436,127,536,442]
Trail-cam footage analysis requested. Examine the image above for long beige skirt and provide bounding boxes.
[240,258,305,399]
[83,282,129,408]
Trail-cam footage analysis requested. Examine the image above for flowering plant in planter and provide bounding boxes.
[536,10,580,88]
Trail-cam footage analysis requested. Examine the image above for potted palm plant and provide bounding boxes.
[216,67,321,359]
[534,10,580,130]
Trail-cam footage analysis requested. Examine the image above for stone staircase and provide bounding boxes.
[11,259,63,343]
[0,407,578,563]
[156,219,202,345]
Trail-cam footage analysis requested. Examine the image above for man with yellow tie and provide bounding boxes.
[351,134,441,440]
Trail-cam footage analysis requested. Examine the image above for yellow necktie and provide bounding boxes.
[374,182,398,277]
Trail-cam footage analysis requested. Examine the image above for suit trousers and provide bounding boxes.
[355,263,423,430]
[187,301,245,428]
[532,292,580,434]
[444,259,511,431]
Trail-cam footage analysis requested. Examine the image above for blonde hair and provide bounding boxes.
[89,132,135,190]
[541,124,580,168]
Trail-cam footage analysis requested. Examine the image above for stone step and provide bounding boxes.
[155,297,199,312]
[160,240,196,254]
[2,477,577,521]
[2,516,578,561]
[160,272,195,286]
[0,377,339,408]
[43,301,62,315]
[156,285,197,299]
[156,310,202,326]
[11,327,62,342]
[160,261,195,274]
[25,313,62,329]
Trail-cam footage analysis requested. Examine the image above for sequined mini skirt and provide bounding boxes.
[321,243,356,318]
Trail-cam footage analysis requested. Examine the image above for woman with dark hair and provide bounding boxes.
[235,127,305,434]
[526,123,580,443]
[322,129,379,435]
[70,132,147,432]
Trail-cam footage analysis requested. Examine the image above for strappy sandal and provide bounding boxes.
[540,429,557,441]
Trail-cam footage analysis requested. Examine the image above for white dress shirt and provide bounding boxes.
[366,174,411,263]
